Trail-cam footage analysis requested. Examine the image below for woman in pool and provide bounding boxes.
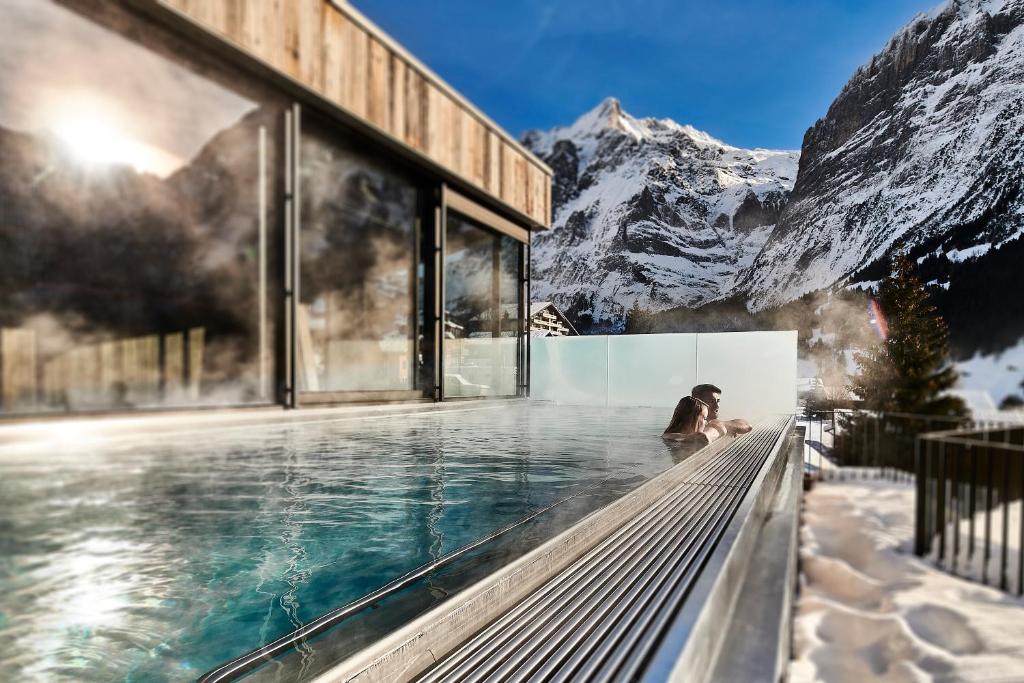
[662,396,736,445]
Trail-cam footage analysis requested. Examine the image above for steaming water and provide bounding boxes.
[0,402,676,681]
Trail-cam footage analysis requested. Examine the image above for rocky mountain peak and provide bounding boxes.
[523,100,798,332]
[737,0,1024,311]
[582,96,628,133]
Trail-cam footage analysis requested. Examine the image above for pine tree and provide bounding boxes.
[624,300,655,334]
[849,254,966,416]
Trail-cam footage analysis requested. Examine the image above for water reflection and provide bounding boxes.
[0,404,676,681]
[0,0,281,414]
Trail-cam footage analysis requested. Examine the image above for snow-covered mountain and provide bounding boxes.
[737,0,1024,310]
[523,98,798,331]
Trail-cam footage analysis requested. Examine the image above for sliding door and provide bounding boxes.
[297,118,421,399]
[443,212,524,398]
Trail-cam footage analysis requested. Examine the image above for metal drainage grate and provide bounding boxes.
[417,417,792,682]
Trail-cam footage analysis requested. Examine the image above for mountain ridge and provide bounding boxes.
[736,0,1024,309]
[523,98,798,331]
[524,0,1024,362]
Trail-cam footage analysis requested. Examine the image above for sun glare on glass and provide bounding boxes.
[48,102,182,177]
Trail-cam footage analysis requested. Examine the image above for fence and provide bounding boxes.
[0,326,207,413]
[798,409,1024,595]
[915,426,1024,595]
[800,409,974,482]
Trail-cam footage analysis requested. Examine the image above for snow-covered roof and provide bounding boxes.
[945,389,1024,424]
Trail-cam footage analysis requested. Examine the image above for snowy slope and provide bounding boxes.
[792,478,1024,682]
[523,98,798,330]
[738,0,1024,309]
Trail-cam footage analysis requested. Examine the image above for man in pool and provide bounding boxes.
[690,383,752,436]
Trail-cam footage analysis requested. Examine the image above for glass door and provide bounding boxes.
[443,211,524,398]
[296,117,421,399]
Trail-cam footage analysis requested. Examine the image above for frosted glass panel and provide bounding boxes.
[695,331,798,423]
[607,334,697,408]
[530,337,608,405]
[445,337,518,397]
[530,331,797,420]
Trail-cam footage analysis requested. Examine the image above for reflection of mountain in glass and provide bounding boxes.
[444,245,494,328]
[296,125,418,392]
[0,107,278,410]
[300,137,416,341]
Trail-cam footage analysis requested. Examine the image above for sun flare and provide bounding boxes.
[47,101,182,177]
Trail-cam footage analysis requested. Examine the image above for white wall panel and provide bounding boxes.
[530,331,797,422]
[694,331,798,423]
[607,334,697,408]
[529,336,608,405]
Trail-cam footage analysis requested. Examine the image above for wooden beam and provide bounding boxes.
[444,188,530,243]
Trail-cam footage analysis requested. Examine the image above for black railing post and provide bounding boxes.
[968,446,977,566]
[875,414,881,479]
[952,442,961,574]
[984,445,992,586]
[1000,448,1010,592]
[914,436,927,556]
[937,440,947,567]
[1018,452,1023,597]
[818,413,823,478]
[837,413,845,482]
[862,414,868,478]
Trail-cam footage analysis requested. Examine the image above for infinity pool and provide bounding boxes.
[0,402,679,681]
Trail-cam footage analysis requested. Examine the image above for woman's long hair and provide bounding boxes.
[664,396,707,435]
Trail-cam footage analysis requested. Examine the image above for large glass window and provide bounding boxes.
[444,213,523,398]
[0,0,283,414]
[298,122,419,394]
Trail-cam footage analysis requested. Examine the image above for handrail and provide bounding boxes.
[914,425,1024,595]
[918,434,1024,451]
[799,409,1022,483]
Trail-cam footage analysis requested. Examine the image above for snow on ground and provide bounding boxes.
[797,416,840,476]
[956,338,1024,409]
[790,478,1024,682]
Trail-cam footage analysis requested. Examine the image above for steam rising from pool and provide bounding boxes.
[0,403,675,681]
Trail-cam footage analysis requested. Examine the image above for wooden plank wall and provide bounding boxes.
[156,0,551,228]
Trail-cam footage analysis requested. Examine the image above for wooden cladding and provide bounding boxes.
[156,0,551,227]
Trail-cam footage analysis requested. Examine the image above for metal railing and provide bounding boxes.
[915,426,1024,595]
[800,409,976,482]
[798,408,1024,595]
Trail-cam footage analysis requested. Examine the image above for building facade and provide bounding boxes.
[0,0,552,415]
[530,302,579,337]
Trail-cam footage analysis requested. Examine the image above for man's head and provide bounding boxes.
[691,383,722,420]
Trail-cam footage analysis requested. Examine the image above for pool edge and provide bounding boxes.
[309,434,739,683]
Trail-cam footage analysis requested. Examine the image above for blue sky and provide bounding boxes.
[361,0,934,150]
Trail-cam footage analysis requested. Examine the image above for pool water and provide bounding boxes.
[0,402,677,681]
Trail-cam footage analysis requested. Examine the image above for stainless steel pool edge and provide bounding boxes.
[309,435,739,683]
[643,417,798,682]
[707,427,803,683]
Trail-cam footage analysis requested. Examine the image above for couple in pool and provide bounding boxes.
[662,383,752,447]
